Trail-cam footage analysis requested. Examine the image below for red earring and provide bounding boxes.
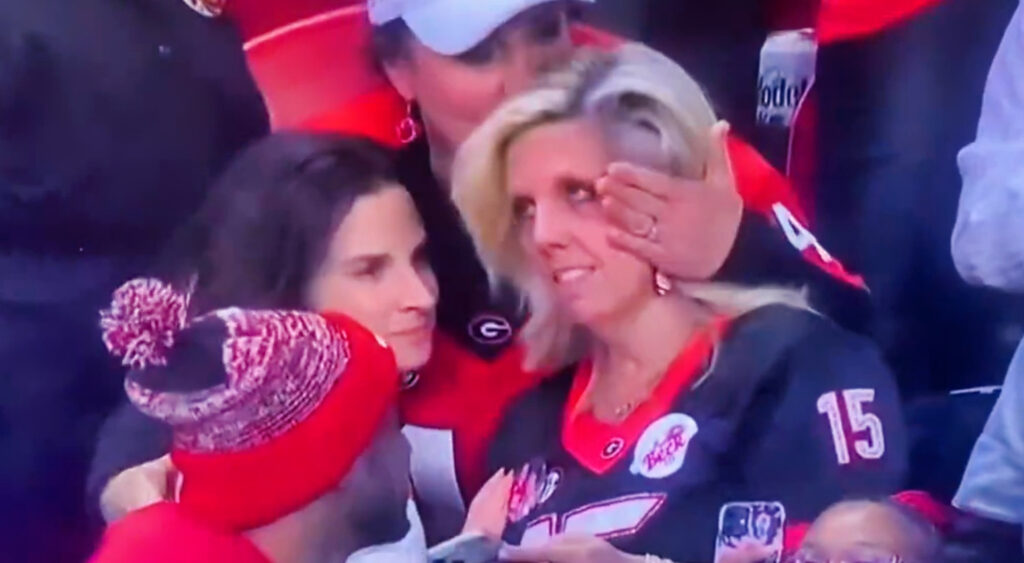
[396,100,420,145]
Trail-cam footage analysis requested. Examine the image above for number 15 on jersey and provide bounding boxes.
[816,389,886,465]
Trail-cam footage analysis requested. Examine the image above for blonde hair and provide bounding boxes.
[452,43,809,371]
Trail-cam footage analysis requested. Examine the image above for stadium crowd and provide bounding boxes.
[1,0,1023,561]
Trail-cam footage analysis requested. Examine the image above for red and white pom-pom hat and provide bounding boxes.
[100,278,399,530]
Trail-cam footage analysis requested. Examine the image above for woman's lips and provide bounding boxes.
[390,322,435,340]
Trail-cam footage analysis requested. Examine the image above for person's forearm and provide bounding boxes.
[954,343,1024,525]
[86,401,172,520]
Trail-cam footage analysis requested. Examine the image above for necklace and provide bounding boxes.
[603,342,719,422]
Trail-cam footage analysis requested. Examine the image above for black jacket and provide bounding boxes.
[0,1,267,560]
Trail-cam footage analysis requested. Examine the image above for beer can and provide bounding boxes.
[757,29,817,128]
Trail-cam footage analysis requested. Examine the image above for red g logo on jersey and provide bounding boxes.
[630,413,699,479]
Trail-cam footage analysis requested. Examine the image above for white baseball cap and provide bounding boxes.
[368,0,595,56]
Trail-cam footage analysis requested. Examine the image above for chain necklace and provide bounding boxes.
[599,342,719,423]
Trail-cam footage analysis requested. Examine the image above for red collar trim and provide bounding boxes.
[562,318,728,475]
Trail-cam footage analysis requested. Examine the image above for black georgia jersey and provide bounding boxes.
[490,305,908,562]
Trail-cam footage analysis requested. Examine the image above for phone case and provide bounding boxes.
[713,501,786,563]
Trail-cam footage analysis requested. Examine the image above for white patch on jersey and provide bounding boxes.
[562,493,667,539]
[402,426,466,517]
[629,413,699,479]
[520,493,668,545]
[520,515,557,547]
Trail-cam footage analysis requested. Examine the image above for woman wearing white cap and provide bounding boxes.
[365,0,870,546]
[367,0,765,545]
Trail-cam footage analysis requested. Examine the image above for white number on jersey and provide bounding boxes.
[816,389,886,465]
[772,202,834,264]
[520,493,667,547]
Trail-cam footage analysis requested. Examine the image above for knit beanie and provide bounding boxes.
[100,277,399,531]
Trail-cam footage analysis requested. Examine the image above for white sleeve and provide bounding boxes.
[954,340,1024,524]
[952,1,1024,291]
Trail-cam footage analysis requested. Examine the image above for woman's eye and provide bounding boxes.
[356,266,381,279]
[566,182,596,204]
[512,198,536,221]
[351,259,386,280]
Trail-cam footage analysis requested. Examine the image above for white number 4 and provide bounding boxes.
[816,389,886,465]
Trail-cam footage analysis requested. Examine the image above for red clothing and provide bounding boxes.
[90,503,269,563]
[818,0,945,44]
[238,3,868,540]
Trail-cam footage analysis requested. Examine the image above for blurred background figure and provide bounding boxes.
[0,0,266,559]
[792,496,944,563]
[948,0,1024,558]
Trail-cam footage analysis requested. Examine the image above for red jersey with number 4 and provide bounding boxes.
[490,305,907,562]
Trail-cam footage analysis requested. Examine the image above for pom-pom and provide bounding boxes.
[100,278,191,369]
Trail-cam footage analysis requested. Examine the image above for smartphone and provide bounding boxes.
[714,501,786,563]
[427,532,501,563]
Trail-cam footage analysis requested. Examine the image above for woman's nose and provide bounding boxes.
[531,202,571,251]
[399,268,438,311]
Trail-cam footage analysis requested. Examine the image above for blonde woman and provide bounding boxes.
[452,44,908,563]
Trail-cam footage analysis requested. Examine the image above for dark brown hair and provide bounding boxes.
[158,132,400,315]
[370,20,413,65]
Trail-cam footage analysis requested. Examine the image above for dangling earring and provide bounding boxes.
[654,270,673,297]
[401,370,420,390]
[396,100,420,145]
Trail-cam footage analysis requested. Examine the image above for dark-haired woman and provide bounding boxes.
[88,132,437,519]
[88,130,518,546]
